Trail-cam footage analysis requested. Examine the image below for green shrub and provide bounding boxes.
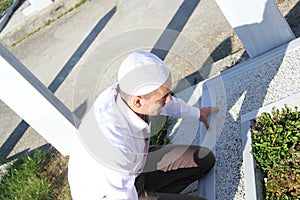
[251,105,300,199]
[150,116,171,146]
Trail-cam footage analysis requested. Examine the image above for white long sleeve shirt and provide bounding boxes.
[68,83,200,200]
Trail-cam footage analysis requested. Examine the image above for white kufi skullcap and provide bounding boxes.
[118,51,170,95]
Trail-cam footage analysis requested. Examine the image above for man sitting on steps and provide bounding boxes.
[68,51,218,200]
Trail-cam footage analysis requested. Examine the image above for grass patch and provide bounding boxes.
[11,0,88,47]
[0,150,52,199]
[0,149,71,200]
[0,0,13,16]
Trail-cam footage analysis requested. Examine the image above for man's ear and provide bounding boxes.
[132,96,143,108]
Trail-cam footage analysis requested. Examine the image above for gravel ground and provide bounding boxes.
[213,46,300,199]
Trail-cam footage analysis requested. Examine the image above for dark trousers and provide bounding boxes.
[135,145,215,200]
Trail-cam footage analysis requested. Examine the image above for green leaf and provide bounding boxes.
[251,105,300,199]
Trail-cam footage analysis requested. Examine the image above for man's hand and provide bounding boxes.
[199,107,219,130]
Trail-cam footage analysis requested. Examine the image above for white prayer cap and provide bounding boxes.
[118,51,170,96]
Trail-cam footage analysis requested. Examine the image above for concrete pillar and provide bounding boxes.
[0,44,78,156]
[215,0,295,58]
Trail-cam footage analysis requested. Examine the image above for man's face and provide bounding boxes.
[141,77,172,116]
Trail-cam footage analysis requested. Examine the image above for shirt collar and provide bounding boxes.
[115,92,149,134]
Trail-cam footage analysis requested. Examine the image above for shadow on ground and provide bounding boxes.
[0,7,116,164]
[285,0,300,37]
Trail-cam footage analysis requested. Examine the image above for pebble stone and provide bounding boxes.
[213,49,300,199]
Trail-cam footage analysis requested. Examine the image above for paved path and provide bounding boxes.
[0,0,236,162]
[0,0,298,164]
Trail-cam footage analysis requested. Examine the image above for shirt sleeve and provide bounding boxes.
[160,96,200,119]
